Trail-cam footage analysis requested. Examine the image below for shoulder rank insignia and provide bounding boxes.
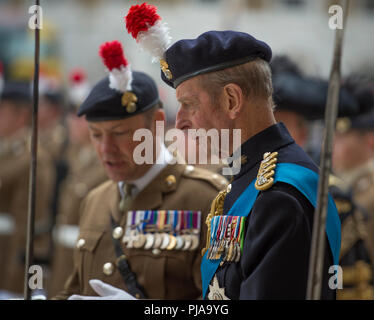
[255,151,278,191]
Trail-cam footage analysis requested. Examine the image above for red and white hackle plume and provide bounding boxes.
[125,3,171,63]
[68,68,90,106]
[99,40,132,92]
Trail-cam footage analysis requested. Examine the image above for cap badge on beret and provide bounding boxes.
[336,117,351,134]
[125,3,172,79]
[122,91,138,113]
[160,59,172,80]
[99,40,137,113]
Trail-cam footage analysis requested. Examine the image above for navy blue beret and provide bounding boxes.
[77,71,160,121]
[1,81,32,104]
[336,81,374,132]
[345,110,374,131]
[161,30,272,88]
[272,72,358,121]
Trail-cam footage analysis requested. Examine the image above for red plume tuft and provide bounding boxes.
[69,68,86,84]
[99,41,128,71]
[125,3,161,39]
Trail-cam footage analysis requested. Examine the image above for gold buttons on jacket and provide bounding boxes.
[103,262,115,276]
[165,175,176,188]
[76,238,85,249]
[112,227,124,239]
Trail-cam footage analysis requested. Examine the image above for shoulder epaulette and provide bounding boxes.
[182,165,228,191]
[255,152,278,191]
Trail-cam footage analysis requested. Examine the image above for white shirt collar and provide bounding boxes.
[118,143,173,198]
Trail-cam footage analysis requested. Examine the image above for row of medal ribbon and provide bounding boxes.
[207,215,246,262]
[120,210,201,251]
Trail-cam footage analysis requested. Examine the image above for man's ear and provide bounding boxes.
[222,83,243,120]
[150,108,166,132]
[154,108,166,122]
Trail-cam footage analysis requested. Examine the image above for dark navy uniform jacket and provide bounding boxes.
[209,122,336,300]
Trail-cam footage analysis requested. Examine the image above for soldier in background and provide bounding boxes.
[47,69,107,297]
[38,73,68,165]
[34,74,70,269]
[270,55,358,149]
[0,81,55,298]
[333,78,374,274]
[271,56,374,299]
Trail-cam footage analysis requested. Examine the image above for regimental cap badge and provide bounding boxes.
[121,91,138,113]
[99,40,137,113]
[125,3,173,80]
[160,59,172,80]
[255,151,278,191]
[336,117,351,134]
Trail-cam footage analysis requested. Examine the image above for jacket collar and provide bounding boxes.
[232,122,294,181]
[109,163,187,225]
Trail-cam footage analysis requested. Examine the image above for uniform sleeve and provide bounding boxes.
[239,185,312,299]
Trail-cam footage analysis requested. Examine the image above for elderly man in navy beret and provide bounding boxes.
[126,3,341,300]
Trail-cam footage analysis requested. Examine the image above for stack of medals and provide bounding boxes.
[207,215,245,262]
[122,210,201,251]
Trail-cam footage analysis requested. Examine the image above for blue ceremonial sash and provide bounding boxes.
[201,162,341,298]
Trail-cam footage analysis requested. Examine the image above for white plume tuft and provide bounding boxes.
[137,20,172,62]
[108,65,133,93]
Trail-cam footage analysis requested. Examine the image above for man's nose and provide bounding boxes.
[175,106,191,130]
[100,135,117,155]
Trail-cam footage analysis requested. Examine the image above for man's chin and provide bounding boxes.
[105,170,130,182]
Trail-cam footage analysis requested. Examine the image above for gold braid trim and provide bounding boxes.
[201,189,227,256]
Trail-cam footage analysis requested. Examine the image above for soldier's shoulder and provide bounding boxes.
[85,179,116,200]
[181,164,228,191]
[79,179,115,228]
